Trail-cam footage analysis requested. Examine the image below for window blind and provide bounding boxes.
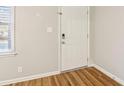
[0,6,13,53]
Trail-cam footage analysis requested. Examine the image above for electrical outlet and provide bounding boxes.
[18,67,23,73]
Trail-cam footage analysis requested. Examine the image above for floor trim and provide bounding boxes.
[61,65,88,73]
[88,64,124,85]
[0,71,60,86]
[1,64,124,86]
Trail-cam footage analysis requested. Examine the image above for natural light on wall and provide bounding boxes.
[0,6,14,55]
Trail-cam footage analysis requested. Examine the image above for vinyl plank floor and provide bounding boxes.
[7,67,121,86]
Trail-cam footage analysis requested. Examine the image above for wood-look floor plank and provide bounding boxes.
[55,74,69,86]
[61,73,72,86]
[80,68,104,86]
[28,79,36,86]
[49,76,56,86]
[70,71,86,86]
[42,77,50,86]
[63,72,76,86]
[6,67,121,86]
[53,75,61,86]
[85,67,114,86]
[91,67,121,86]
[35,78,42,86]
[76,70,94,86]
[22,80,30,86]
[67,72,80,86]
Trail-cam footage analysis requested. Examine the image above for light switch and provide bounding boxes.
[47,27,53,32]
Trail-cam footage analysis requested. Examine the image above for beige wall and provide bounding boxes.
[0,7,58,81]
[90,6,124,80]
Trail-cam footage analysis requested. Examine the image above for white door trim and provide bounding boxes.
[87,6,90,65]
[58,6,62,72]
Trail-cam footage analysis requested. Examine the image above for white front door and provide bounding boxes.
[60,6,88,71]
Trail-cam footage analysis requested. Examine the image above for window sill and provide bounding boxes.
[0,52,18,57]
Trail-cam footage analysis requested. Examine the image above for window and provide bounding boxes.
[0,6,14,54]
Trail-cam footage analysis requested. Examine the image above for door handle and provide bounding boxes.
[62,33,66,44]
[62,33,65,39]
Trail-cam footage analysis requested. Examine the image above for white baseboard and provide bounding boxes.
[1,64,124,86]
[88,64,124,85]
[0,71,60,86]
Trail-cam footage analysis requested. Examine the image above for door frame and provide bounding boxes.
[58,6,90,72]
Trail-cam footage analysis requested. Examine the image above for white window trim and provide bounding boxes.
[0,6,16,56]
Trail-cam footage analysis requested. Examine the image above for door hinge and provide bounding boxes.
[58,12,62,15]
[87,9,88,15]
[87,58,89,62]
[87,33,89,38]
